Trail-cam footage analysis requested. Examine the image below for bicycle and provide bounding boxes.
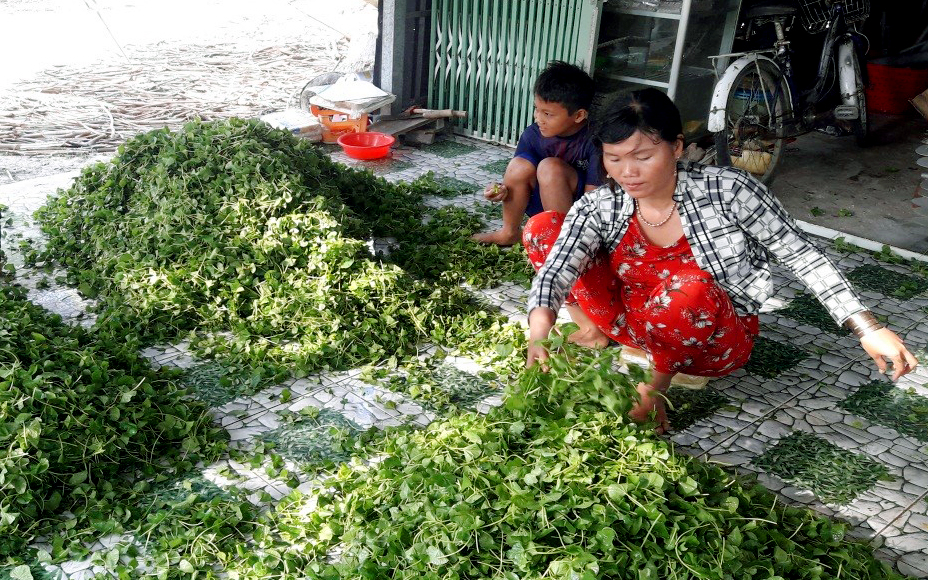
[707,0,870,183]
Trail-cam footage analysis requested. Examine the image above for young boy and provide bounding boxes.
[472,60,600,247]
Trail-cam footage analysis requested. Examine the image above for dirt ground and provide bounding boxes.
[0,0,373,181]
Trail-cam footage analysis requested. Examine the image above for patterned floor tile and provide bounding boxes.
[258,408,363,465]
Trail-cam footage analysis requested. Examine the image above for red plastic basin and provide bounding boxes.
[337,132,396,160]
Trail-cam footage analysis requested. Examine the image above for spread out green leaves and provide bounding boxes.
[778,292,848,335]
[479,158,512,175]
[665,386,732,431]
[839,380,928,443]
[261,346,905,579]
[752,431,892,505]
[362,358,503,413]
[847,264,928,300]
[0,283,226,556]
[32,119,528,378]
[180,361,287,407]
[421,174,480,199]
[745,336,809,378]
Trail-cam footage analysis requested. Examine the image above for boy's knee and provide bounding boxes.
[536,157,573,183]
[504,157,537,187]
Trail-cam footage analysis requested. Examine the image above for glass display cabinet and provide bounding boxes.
[593,0,743,139]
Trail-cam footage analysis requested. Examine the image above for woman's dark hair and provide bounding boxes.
[593,88,683,146]
[533,60,595,115]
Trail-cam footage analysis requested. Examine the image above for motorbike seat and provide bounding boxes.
[743,0,799,19]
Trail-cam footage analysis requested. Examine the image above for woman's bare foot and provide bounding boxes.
[629,382,670,434]
[562,304,610,349]
[566,325,610,349]
[471,228,521,246]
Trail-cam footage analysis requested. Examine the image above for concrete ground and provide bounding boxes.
[2,0,926,253]
[773,112,928,253]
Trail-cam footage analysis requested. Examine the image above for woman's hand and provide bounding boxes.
[629,382,670,434]
[628,370,674,434]
[526,307,556,368]
[860,328,918,380]
[526,341,549,369]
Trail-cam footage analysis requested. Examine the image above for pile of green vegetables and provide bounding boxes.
[0,283,226,557]
[265,342,904,580]
[33,119,529,375]
[62,343,904,579]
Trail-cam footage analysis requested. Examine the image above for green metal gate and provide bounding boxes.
[428,0,601,145]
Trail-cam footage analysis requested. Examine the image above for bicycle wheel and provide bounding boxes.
[714,61,789,184]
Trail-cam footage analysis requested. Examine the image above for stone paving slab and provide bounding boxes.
[678,367,928,567]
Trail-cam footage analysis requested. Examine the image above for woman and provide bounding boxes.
[524,88,917,433]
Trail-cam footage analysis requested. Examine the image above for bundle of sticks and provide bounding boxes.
[0,40,342,154]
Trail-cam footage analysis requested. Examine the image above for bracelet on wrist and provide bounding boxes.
[844,311,884,338]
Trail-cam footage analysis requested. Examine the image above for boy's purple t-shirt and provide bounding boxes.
[513,122,603,188]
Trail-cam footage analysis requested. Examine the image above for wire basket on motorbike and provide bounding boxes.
[797,0,869,34]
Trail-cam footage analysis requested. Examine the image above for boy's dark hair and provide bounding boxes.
[593,88,683,146]
[533,60,595,115]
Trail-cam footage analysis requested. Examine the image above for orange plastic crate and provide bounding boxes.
[310,105,369,143]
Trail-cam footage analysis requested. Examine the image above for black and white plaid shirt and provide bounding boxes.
[528,162,866,325]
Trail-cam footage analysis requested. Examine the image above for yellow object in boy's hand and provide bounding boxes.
[484,182,508,202]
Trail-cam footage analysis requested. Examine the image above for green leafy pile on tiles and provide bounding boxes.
[361,357,503,413]
[7,120,911,579]
[126,345,903,579]
[745,336,808,378]
[752,431,891,505]
[665,386,732,431]
[840,381,928,443]
[847,264,928,300]
[11,345,904,579]
[778,292,848,335]
[269,348,905,579]
[0,283,226,557]
[32,119,528,377]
